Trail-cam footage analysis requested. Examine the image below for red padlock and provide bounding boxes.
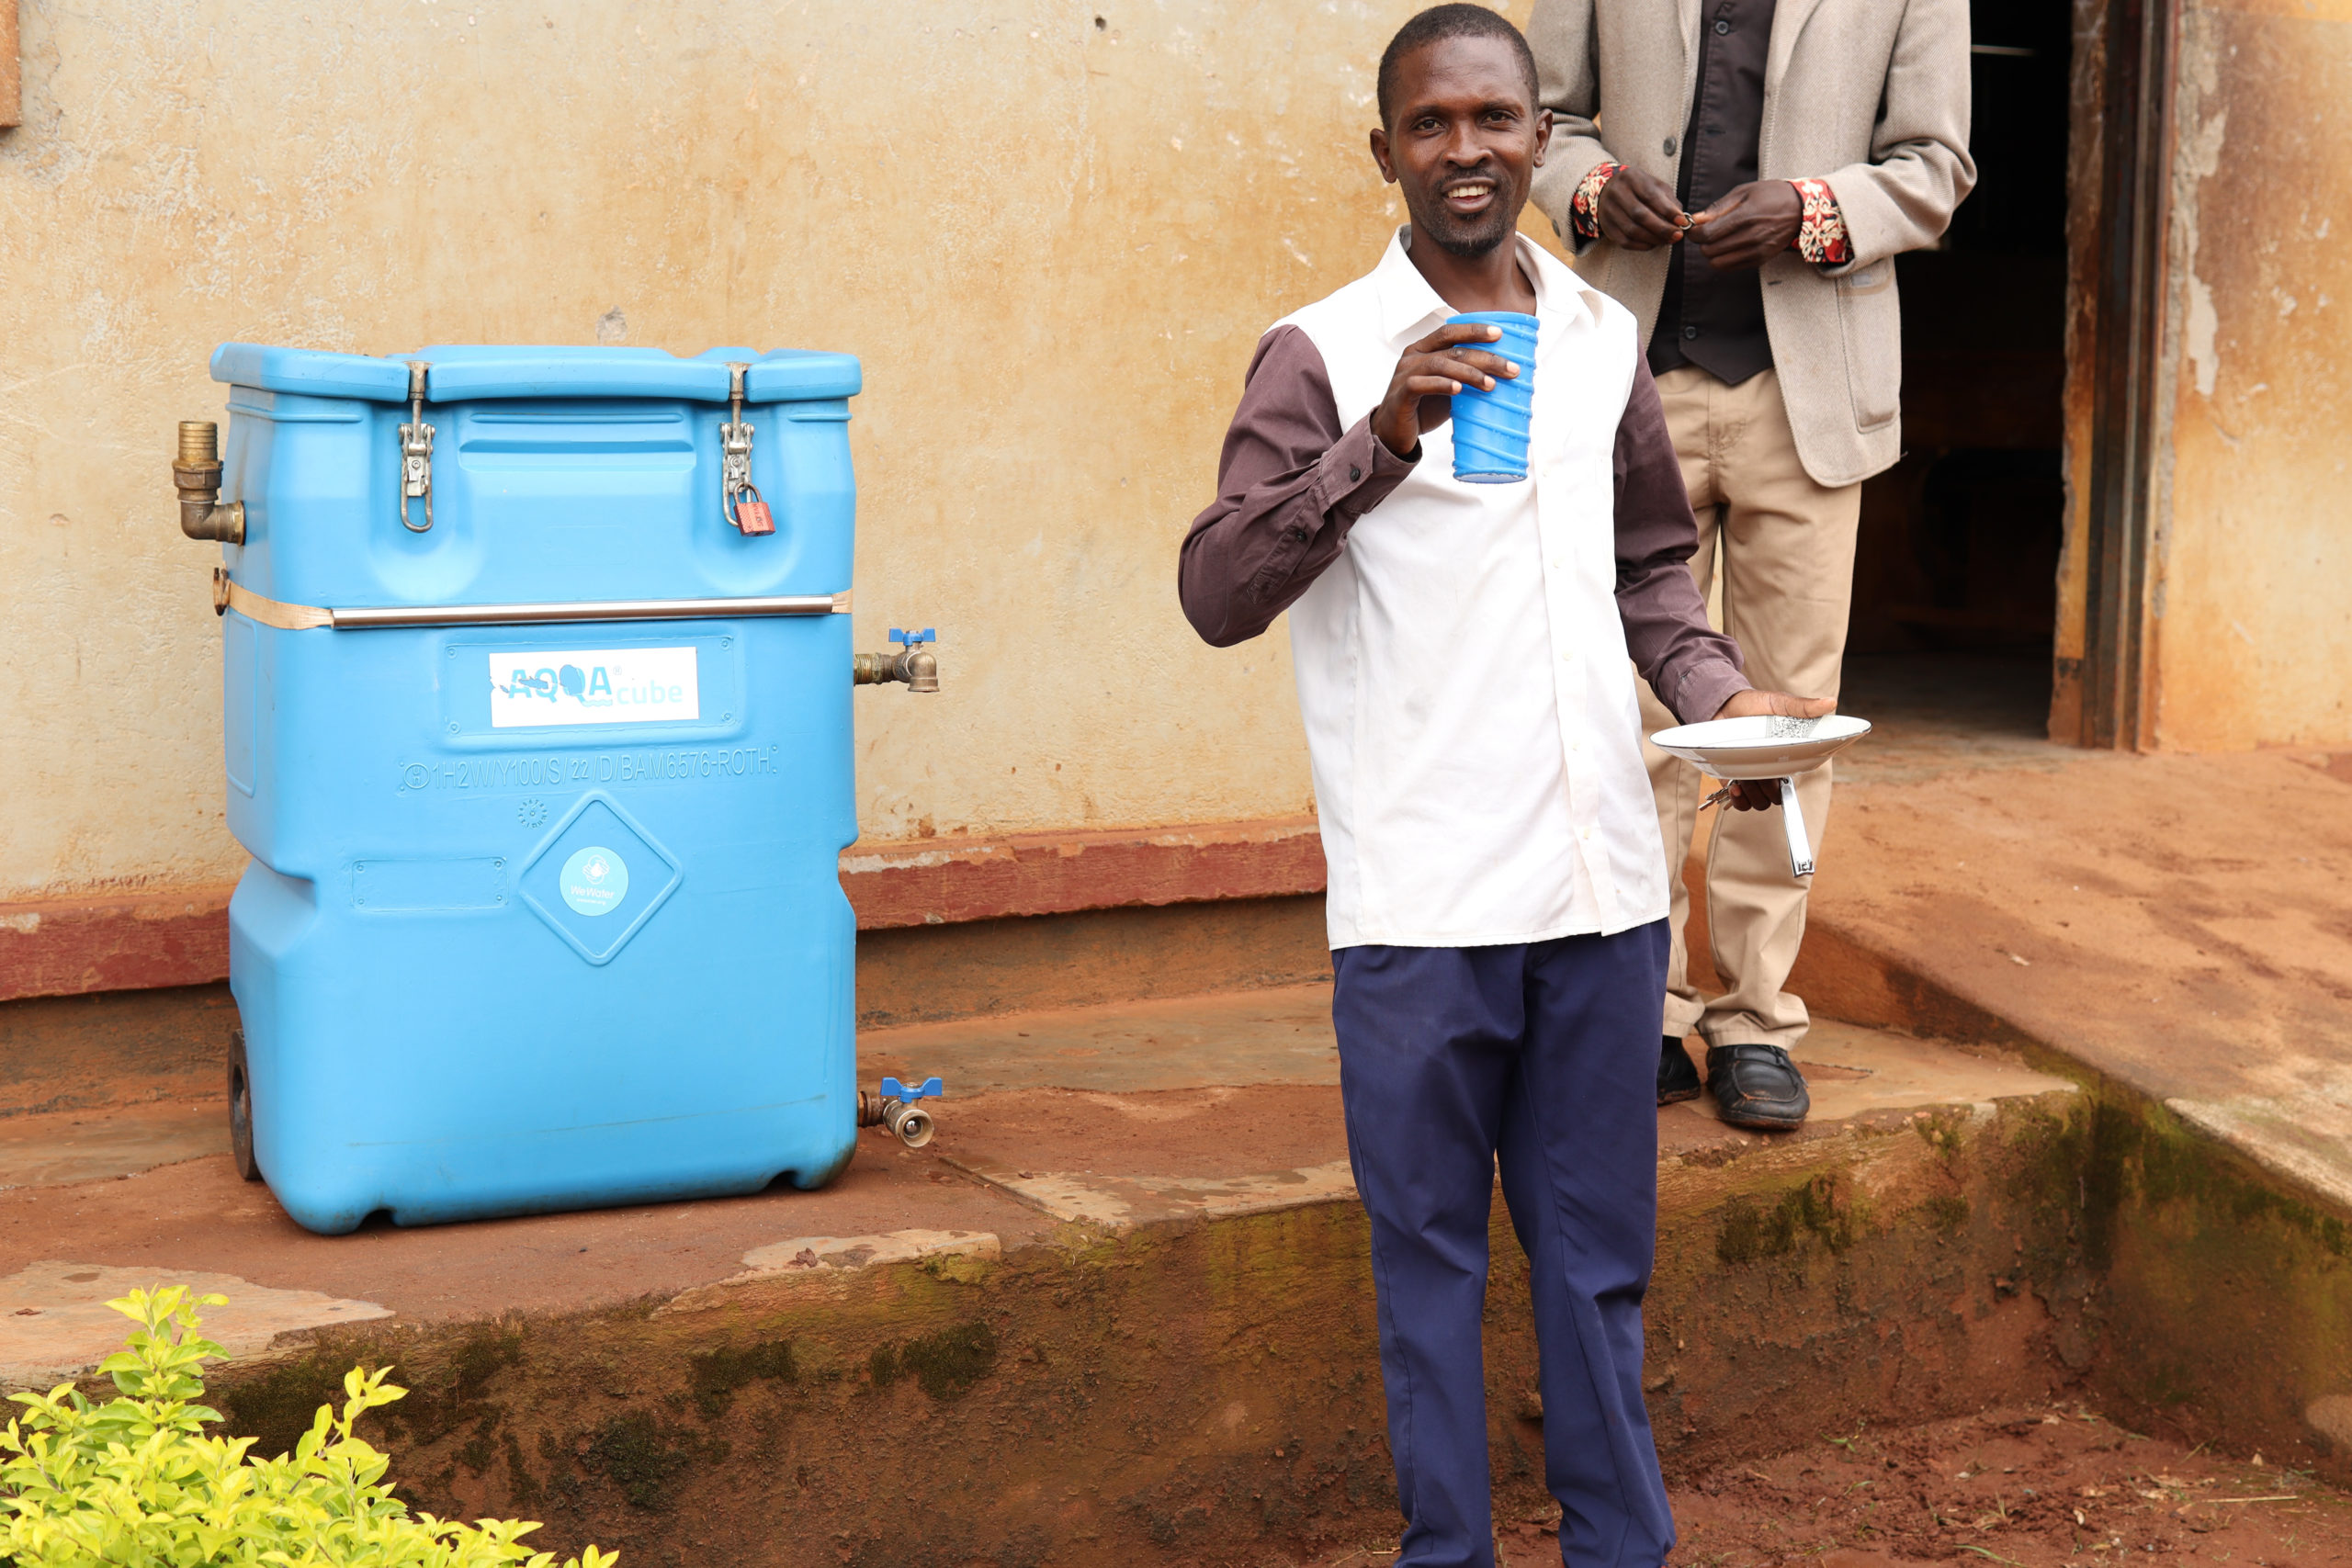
[731,488,775,536]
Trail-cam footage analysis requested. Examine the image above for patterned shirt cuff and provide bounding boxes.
[1571,163,1625,241]
[1789,178,1851,265]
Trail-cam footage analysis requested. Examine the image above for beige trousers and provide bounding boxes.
[1641,367,1861,1050]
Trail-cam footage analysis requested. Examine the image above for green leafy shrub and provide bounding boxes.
[0,1286,614,1568]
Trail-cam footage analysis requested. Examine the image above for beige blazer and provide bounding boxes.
[1526,0,1975,488]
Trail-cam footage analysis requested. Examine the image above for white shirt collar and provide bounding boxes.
[1371,224,1594,347]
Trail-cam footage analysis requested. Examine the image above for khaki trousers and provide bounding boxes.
[1641,367,1860,1050]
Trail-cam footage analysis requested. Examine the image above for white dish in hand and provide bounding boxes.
[1647,714,1872,781]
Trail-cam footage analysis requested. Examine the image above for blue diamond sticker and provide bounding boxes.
[518,793,681,964]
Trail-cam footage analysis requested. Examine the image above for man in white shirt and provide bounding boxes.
[1180,7,1830,1564]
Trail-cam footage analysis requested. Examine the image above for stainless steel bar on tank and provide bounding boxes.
[329,594,845,630]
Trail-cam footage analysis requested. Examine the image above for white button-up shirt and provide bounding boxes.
[1181,230,1747,950]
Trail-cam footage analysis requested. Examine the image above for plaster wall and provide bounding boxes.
[2148,0,2352,750]
[0,0,1530,900]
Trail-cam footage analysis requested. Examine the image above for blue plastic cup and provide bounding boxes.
[1446,311,1538,484]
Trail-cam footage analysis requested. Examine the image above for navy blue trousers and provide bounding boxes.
[1332,923,1674,1568]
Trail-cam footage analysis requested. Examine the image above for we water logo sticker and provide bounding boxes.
[559,846,629,916]
[489,647,700,728]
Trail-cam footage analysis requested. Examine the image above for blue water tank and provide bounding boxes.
[201,344,865,1234]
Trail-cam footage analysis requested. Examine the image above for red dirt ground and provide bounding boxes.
[1659,1403,2352,1568]
[1326,1404,2352,1568]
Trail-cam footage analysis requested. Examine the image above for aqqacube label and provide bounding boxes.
[489,647,700,728]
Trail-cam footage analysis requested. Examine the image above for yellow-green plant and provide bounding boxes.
[0,1286,615,1568]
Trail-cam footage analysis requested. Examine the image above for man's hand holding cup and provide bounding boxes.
[1373,321,1521,460]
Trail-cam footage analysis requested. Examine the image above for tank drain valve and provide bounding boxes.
[854,627,940,693]
[172,422,245,544]
[860,1076,944,1148]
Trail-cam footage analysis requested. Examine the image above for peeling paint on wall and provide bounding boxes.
[2184,275,2219,400]
[2151,0,2352,750]
[2174,45,2227,407]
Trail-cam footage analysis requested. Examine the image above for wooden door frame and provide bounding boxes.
[2071,0,2181,748]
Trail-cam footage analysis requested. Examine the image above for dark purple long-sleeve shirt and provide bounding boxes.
[1179,324,1750,727]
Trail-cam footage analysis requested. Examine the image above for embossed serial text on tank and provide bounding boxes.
[398,745,783,795]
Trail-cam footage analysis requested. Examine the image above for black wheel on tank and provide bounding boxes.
[228,1021,262,1183]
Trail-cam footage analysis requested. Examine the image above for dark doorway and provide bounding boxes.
[1839,0,2073,744]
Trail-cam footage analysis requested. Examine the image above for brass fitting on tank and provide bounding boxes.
[853,626,939,694]
[174,422,245,544]
[860,1077,943,1149]
[857,1089,936,1149]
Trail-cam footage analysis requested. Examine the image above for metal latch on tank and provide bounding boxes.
[397,360,435,534]
[854,627,939,693]
[721,363,773,536]
[859,1076,944,1148]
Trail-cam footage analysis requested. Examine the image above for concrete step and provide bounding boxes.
[1798,741,2352,1478]
[0,1098,221,1190]
[0,983,2084,1568]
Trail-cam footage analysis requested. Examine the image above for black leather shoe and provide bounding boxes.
[1704,1043,1811,1130]
[1657,1036,1702,1106]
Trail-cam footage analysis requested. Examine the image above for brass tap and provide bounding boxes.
[853,627,940,693]
[173,422,245,544]
[857,1088,936,1148]
[857,1077,943,1148]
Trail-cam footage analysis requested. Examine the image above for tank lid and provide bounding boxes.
[209,344,413,401]
[745,352,863,402]
[413,347,733,401]
[695,347,862,402]
[209,344,863,404]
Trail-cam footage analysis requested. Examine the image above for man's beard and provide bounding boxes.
[1413,197,1520,258]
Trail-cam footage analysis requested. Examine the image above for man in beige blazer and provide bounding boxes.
[1528,0,1973,1129]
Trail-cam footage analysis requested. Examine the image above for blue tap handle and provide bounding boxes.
[888,627,936,647]
[879,1076,944,1102]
